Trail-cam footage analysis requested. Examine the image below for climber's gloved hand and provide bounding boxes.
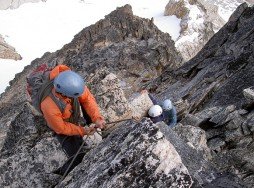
[84,125,96,136]
[94,119,106,130]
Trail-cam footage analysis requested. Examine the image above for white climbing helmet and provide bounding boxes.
[148,105,163,117]
[162,99,172,110]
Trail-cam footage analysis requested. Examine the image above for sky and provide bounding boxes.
[0,0,181,94]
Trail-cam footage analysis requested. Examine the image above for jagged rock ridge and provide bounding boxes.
[149,3,254,186]
[0,34,21,60]
[0,3,182,144]
[0,3,253,188]
[58,119,193,188]
[164,0,253,62]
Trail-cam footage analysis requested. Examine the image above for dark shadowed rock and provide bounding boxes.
[179,104,253,186]
[148,3,254,187]
[0,104,66,187]
[154,3,254,110]
[158,122,246,188]
[0,3,253,188]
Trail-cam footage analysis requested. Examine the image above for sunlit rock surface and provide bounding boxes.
[0,34,21,60]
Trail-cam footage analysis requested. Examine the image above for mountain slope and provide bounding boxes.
[149,3,254,186]
[165,0,253,62]
[0,3,253,188]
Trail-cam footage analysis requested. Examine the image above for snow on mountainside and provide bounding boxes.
[1,4,254,187]
[214,0,251,21]
[165,0,253,62]
[0,0,253,94]
[0,0,178,94]
[0,0,47,10]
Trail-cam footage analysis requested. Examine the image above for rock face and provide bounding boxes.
[61,4,182,98]
[0,4,182,107]
[0,0,46,10]
[164,0,250,62]
[0,4,182,147]
[0,35,21,60]
[173,124,211,160]
[0,3,253,188]
[150,3,254,187]
[0,104,66,187]
[159,123,246,188]
[178,104,254,186]
[243,87,254,101]
[58,119,193,188]
[88,70,133,123]
[154,3,254,110]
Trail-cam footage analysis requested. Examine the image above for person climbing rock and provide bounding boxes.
[142,90,177,127]
[161,99,177,127]
[28,64,106,176]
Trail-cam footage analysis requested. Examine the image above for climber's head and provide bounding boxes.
[54,70,85,98]
[148,104,164,123]
[148,105,163,117]
[161,99,172,111]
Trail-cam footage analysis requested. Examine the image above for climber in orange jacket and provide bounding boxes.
[41,64,105,137]
[40,64,105,175]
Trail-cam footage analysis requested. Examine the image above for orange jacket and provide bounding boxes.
[41,65,104,137]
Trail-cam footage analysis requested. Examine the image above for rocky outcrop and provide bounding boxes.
[0,4,181,147]
[154,3,254,110]
[149,3,254,187]
[0,0,47,10]
[61,4,182,98]
[0,103,245,187]
[164,0,250,62]
[58,119,193,188]
[0,4,182,107]
[0,35,21,60]
[243,87,254,101]
[159,122,246,187]
[0,104,65,187]
[173,124,211,160]
[88,69,133,123]
[178,103,254,186]
[0,3,253,188]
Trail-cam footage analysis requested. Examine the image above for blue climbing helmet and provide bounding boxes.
[162,99,172,111]
[54,70,85,98]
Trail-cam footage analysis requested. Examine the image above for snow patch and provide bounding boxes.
[214,0,243,21]
[176,32,199,45]
[0,0,181,94]
[154,15,181,40]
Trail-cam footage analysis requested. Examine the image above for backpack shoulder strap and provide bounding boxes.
[49,92,67,113]
[38,79,54,107]
[70,98,81,124]
[38,77,66,114]
[39,78,81,124]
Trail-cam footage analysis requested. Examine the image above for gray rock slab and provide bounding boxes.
[58,118,193,187]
